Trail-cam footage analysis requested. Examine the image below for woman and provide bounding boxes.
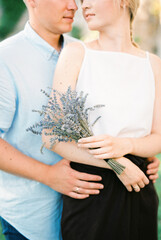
[42,0,161,239]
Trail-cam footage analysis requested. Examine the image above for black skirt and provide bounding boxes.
[61,155,159,240]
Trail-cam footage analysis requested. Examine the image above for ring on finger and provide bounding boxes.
[133,185,140,191]
[75,187,80,193]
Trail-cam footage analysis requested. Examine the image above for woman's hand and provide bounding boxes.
[147,156,160,183]
[115,157,149,192]
[78,135,132,159]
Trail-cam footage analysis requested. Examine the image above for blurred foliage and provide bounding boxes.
[155,154,161,240]
[70,25,82,39]
[0,0,26,40]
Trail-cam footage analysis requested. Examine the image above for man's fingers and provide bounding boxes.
[73,186,100,195]
[69,192,89,199]
[148,161,159,169]
[74,170,102,182]
[148,157,156,162]
[147,168,158,175]
[76,179,104,190]
[147,157,160,168]
[149,173,159,180]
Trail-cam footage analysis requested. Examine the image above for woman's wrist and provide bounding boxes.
[125,138,134,155]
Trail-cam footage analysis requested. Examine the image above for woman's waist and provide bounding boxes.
[70,155,149,176]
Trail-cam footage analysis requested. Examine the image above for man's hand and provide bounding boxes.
[44,159,104,199]
[147,156,160,183]
[116,157,149,192]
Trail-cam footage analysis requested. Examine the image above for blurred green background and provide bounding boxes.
[0,0,161,239]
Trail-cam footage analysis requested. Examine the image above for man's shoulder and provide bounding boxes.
[0,31,24,54]
[63,34,80,46]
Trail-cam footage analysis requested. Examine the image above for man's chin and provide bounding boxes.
[61,25,73,34]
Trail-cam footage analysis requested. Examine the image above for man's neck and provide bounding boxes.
[29,21,63,51]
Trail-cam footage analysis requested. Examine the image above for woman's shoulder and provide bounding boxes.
[57,40,86,72]
[61,39,97,55]
[149,52,161,65]
[148,52,161,79]
[62,40,86,58]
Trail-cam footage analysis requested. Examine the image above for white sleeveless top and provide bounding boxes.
[76,43,155,138]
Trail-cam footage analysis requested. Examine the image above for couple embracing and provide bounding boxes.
[0,0,160,240]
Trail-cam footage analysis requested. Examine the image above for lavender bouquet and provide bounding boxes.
[27,87,125,175]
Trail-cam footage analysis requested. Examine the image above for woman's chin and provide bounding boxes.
[88,25,98,31]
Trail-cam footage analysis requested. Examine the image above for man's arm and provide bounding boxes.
[0,138,104,199]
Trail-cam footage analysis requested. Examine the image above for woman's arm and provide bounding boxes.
[42,42,149,192]
[42,42,112,169]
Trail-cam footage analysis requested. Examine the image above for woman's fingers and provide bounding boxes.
[137,180,145,189]
[88,147,110,155]
[78,135,106,143]
[132,175,149,192]
[142,175,149,185]
[94,153,113,159]
[117,157,150,193]
[78,141,105,149]
[132,185,140,192]
[126,185,133,192]
[132,177,148,192]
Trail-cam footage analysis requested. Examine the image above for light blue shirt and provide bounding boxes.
[0,22,75,240]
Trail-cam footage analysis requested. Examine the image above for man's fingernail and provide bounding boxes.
[100,185,104,189]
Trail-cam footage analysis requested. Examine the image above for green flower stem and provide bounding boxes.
[104,159,125,175]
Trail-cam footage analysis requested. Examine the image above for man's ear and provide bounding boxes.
[27,0,37,8]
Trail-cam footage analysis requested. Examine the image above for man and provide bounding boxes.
[0,0,159,239]
[0,1,105,239]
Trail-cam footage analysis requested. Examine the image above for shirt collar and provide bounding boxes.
[23,21,64,60]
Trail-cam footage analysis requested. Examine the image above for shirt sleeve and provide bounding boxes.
[0,59,16,133]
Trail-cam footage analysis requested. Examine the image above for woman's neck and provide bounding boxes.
[94,17,135,53]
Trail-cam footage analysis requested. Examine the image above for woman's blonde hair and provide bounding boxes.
[117,0,140,47]
[128,0,140,47]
